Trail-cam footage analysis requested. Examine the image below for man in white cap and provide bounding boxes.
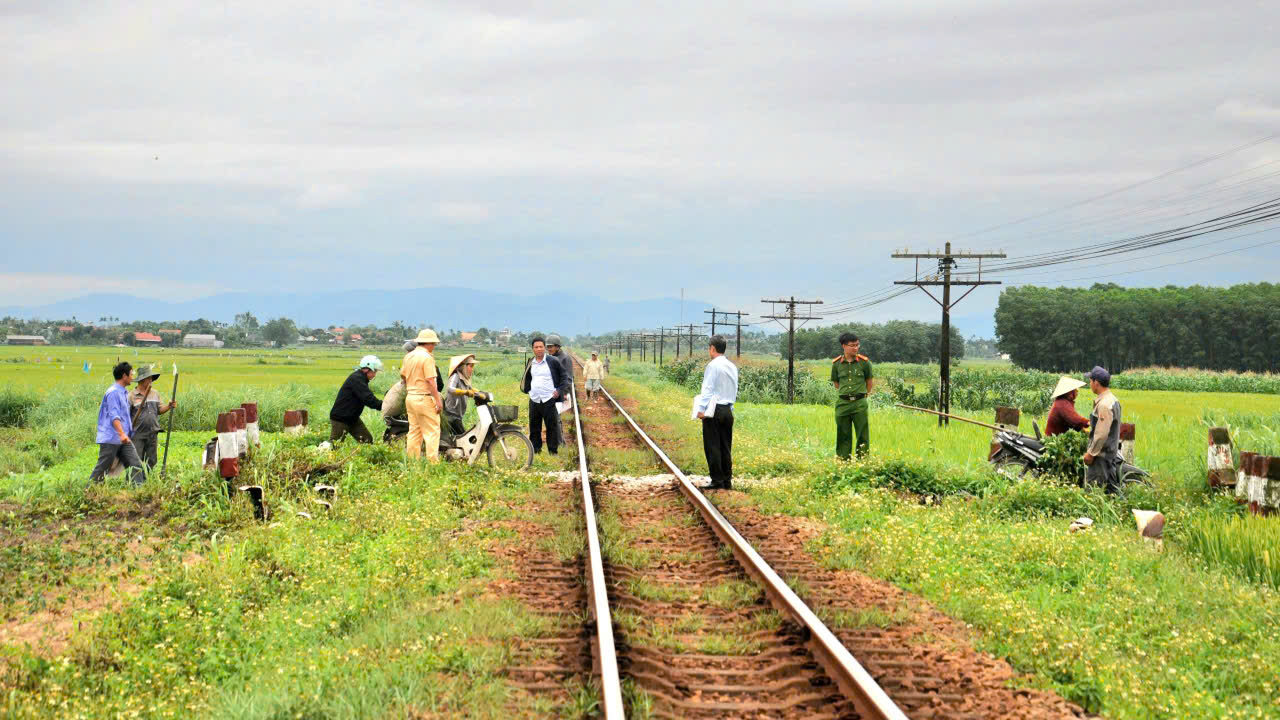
[1044,376,1089,437]
[402,329,444,461]
[329,355,384,444]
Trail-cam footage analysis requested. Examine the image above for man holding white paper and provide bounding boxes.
[694,335,739,490]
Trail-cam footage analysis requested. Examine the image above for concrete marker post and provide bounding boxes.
[283,410,305,435]
[215,412,240,492]
[242,403,260,449]
[1119,423,1136,465]
[232,408,248,458]
[1247,455,1268,515]
[1236,451,1256,504]
[1206,427,1235,489]
[1264,456,1280,515]
[990,407,1019,460]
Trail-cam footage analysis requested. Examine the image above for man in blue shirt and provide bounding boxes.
[694,335,739,490]
[89,362,146,485]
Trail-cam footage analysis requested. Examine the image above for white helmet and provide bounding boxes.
[357,355,383,372]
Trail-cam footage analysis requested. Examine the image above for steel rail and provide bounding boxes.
[568,367,626,719]
[572,353,908,720]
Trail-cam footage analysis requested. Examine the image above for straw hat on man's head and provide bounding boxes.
[448,354,477,377]
[411,329,440,344]
[1051,376,1085,399]
[134,364,161,383]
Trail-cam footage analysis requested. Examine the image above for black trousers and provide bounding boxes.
[329,418,373,444]
[701,404,734,488]
[529,399,561,454]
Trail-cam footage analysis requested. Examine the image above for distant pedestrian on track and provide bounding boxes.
[1083,366,1123,494]
[602,352,610,375]
[521,336,568,455]
[583,351,605,401]
[329,355,385,444]
[88,362,145,486]
[694,335,738,490]
[402,329,444,461]
[129,364,176,472]
[831,333,873,459]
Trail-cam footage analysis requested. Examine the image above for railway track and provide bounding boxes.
[565,355,908,720]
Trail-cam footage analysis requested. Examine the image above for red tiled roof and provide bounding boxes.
[58,325,74,332]
[158,328,181,334]
[134,332,162,342]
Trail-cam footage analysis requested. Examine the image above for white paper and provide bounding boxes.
[691,394,716,419]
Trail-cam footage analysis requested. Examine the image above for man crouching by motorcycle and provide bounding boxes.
[330,355,385,443]
[444,354,480,442]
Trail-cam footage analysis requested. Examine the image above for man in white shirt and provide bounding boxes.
[694,335,739,490]
[520,336,568,455]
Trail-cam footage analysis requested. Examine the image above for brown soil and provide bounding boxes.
[716,499,1093,719]
[0,500,189,657]
[600,485,859,720]
[487,483,594,712]
[573,384,655,454]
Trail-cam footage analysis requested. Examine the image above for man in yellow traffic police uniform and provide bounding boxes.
[831,332,873,459]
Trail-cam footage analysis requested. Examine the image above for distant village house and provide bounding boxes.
[182,333,224,349]
[5,335,47,346]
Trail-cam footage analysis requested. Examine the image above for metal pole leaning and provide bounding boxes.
[160,364,179,478]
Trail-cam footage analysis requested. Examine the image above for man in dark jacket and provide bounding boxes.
[521,336,568,454]
[545,334,574,446]
[329,355,384,443]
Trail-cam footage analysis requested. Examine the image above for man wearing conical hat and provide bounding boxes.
[402,329,444,461]
[444,353,479,439]
[1044,376,1089,437]
[129,364,176,472]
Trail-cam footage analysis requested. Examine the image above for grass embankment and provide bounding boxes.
[602,356,1280,719]
[0,432,569,719]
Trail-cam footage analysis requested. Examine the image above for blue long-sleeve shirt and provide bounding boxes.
[95,383,132,444]
[694,355,739,415]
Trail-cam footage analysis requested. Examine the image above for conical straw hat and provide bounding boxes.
[448,353,477,377]
[1051,376,1085,399]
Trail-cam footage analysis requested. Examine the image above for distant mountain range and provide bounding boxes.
[0,287,718,336]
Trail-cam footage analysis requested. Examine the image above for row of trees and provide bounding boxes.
[786,321,965,362]
[994,283,1280,373]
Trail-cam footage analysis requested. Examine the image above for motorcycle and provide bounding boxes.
[383,391,535,470]
[896,404,1150,486]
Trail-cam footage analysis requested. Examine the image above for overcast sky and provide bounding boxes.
[2,0,1278,334]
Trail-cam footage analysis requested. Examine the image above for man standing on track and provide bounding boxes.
[694,335,738,490]
[831,332,873,459]
[402,329,444,461]
[521,336,568,455]
[545,334,573,442]
[583,351,605,401]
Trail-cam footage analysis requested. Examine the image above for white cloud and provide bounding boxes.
[432,202,492,223]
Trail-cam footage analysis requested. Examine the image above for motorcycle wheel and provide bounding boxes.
[487,429,535,470]
[992,454,1031,478]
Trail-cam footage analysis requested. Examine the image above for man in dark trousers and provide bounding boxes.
[694,335,739,490]
[329,355,384,443]
[88,361,146,486]
[545,334,573,444]
[521,336,568,454]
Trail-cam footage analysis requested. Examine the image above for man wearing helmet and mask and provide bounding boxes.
[329,354,385,443]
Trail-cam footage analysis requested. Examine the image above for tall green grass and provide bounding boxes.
[0,387,40,427]
[1184,512,1280,590]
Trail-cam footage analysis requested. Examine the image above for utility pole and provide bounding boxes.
[658,327,666,365]
[705,308,719,337]
[707,309,750,357]
[760,298,823,403]
[893,242,1005,425]
[732,311,749,358]
[678,324,701,357]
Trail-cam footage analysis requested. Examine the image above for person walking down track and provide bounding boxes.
[583,351,605,401]
[402,330,444,461]
[329,355,385,444]
[88,362,145,486]
[831,332,873,459]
